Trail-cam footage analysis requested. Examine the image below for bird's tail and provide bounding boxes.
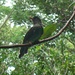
[19,47,28,58]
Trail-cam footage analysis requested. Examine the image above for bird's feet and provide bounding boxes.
[28,41,32,45]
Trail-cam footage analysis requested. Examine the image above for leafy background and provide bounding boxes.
[0,0,75,75]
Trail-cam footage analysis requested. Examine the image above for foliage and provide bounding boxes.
[0,0,75,75]
[40,23,57,39]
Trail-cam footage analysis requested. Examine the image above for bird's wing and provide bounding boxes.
[23,26,43,44]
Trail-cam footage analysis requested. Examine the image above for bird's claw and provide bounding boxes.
[28,42,32,45]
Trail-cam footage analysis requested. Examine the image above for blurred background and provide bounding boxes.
[0,0,75,75]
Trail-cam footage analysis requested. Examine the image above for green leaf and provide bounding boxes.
[40,23,56,39]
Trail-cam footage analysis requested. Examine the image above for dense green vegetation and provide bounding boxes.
[0,0,75,75]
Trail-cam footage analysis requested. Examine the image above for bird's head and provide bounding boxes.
[30,16,42,26]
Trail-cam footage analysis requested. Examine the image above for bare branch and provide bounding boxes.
[0,9,75,49]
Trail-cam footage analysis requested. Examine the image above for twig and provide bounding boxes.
[0,9,14,28]
[0,9,75,48]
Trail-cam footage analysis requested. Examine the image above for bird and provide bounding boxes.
[19,16,43,58]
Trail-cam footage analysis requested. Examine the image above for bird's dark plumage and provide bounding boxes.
[19,16,43,58]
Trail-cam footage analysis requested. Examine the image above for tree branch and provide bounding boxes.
[0,9,14,28]
[0,9,75,49]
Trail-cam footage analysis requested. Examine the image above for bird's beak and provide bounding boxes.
[29,17,33,22]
